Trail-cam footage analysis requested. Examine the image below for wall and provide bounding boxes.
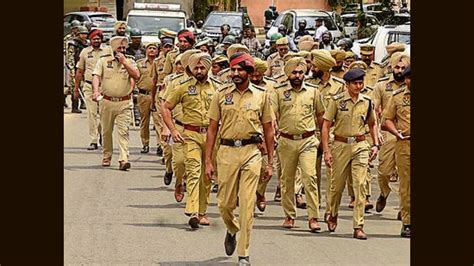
[240,0,331,28]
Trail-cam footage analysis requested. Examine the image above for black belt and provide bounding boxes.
[85,80,92,84]
[220,137,261,147]
[175,120,184,126]
[138,89,151,95]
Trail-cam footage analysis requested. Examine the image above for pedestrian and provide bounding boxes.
[373,52,410,217]
[92,36,140,170]
[273,57,325,231]
[66,25,89,113]
[74,29,112,150]
[382,64,411,237]
[205,52,275,265]
[321,68,380,240]
[265,36,289,78]
[358,44,384,87]
[329,49,347,79]
[162,52,221,228]
[313,18,328,42]
[319,31,336,50]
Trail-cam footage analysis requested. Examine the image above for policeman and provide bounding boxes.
[113,21,128,37]
[274,57,325,231]
[205,52,275,265]
[322,69,380,240]
[75,29,112,150]
[162,52,220,229]
[356,14,376,40]
[359,44,384,87]
[381,42,405,76]
[217,44,249,85]
[329,49,347,79]
[66,25,89,113]
[265,36,289,78]
[159,29,195,86]
[194,38,214,56]
[92,36,140,170]
[382,65,411,238]
[135,42,161,154]
[126,28,146,61]
[373,53,410,215]
[297,35,318,52]
[277,25,297,52]
[211,55,229,78]
[343,51,357,68]
[221,35,236,57]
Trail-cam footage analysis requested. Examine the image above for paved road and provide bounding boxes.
[64,106,409,265]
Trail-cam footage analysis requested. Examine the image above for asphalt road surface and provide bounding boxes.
[64,105,409,265]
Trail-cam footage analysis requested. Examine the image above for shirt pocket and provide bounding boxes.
[103,68,114,79]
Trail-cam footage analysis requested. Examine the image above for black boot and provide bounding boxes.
[71,97,82,113]
[64,95,69,108]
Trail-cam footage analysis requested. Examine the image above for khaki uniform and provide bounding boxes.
[76,46,112,144]
[135,57,161,147]
[365,62,384,88]
[93,55,138,162]
[165,75,219,216]
[216,68,233,85]
[382,86,410,225]
[275,81,325,220]
[373,76,406,198]
[158,47,179,85]
[265,52,284,78]
[208,82,274,257]
[323,91,376,229]
[330,66,347,80]
[161,73,187,187]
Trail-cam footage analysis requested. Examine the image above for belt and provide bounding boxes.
[183,124,208,134]
[280,131,315,140]
[175,120,184,126]
[85,80,92,85]
[138,89,151,95]
[103,94,131,102]
[221,138,260,147]
[334,134,366,144]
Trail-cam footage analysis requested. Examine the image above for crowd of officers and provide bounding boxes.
[64,19,411,265]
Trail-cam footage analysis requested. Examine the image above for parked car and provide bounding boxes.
[266,9,344,43]
[383,13,410,26]
[64,12,116,41]
[341,13,380,39]
[352,24,410,63]
[201,11,252,42]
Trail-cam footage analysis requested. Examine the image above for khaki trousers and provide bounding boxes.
[82,83,101,144]
[347,134,373,198]
[277,136,320,220]
[378,131,397,197]
[183,129,211,215]
[137,94,160,146]
[172,124,185,188]
[258,151,303,197]
[217,144,261,257]
[396,139,410,225]
[100,99,132,162]
[329,140,370,228]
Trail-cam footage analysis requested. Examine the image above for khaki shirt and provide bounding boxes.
[135,58,155,91]
[165,75,218,127]
[208,83,274,140]
[365,62,384,88]
[92,55,137,97]
[161,72,186,121]
[258,76,278,114]
[382,86,410,136]
[323,90,376,137]
[330,66,347,80]
[275,81,325,135]
[265,52,284,77]
[217,68,232,85]
[151,51,167,83]
[159,47,179,84]
[373,75,406,111]
[76,46,112,82]
[307,76,345,109]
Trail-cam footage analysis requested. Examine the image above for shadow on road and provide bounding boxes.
[159,256,236,265]
[128,187,174,192]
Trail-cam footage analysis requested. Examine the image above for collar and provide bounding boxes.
[342,90,365,103]
[388,75,406,86]
[227,82,255,94]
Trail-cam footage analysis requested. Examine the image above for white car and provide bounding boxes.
[266,9,343,42]
[352,24,410,63]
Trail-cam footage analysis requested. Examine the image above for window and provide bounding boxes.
[286,14,294,33]
[64,15,72,23]
[387,32,410,45]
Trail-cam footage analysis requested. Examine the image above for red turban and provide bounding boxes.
[177,30,195,44]
[230,53,255,72]
[88,29,103,40]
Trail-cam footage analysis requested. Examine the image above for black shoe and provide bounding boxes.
[224,231,237,256]
[211,183,218,193]
[156,145,163,156]
[188,215,199,229]
[99,135,102,146]
[238,256,250,265]
[397,211,402,221]
[164,172,173,185]
[80,103,86,109]
[135,120,140,127]
[160,157,165,165]
[140,145,149,154]
[87,143,98,150]
[376,194,387,213]
[183,182,187,192]
[400,225,410,238]
[64,102,69,108]
[71,109,82,113]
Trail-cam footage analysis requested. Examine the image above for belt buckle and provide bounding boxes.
[199,127,207,134]
[347,137,356,144]
[234,140,242,147]
[293,134,303,140]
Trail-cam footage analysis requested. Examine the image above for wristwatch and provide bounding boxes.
[372,144,380,150]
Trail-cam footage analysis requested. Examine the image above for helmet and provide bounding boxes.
[77,26,89,34]
[130,28,142,37]
[298,19,307,26]
[277,24,287,34]
[83,21,92,31]
[228,29,239,37]
[196,20,204,28]
[337,38,353,50]
[71,20,81,29]
[222,35,236,45]
[270,33,283,42]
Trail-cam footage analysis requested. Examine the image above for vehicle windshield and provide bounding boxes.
[342,16,358,27]
[205,14,242,28]
[297,15,337,31]
[388,32,410,44]
[127,15,184,34]
[90,14,116,27]
[384,15,410,25]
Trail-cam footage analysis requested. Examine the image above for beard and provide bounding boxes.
[393,72,405,82]
[313,69,324,79]
[362,59,371,66]
[289,78,303,87]
[195,73,207,82]
[332,64,343,71]
[250,78,261,85]
[232,76,244,84]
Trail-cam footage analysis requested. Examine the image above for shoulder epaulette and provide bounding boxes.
[179,76,193,85]
[170,73,184,81]
[263,76,277,82]
[217,68,230,76]
[305,82,318,88]
[251,84,266,91]
[136,58,146,63]
[332,92,344,101]
[219,83,234,92]
[372,61,382,66]
[377,76,389,82]
[361,94,372,101]
[273,73,285,80]
[100,54,113,58]
[125,54,135,60]
[365,85,374,91]
[210,76,223,85]
[393,87,406,96]
[332,76,345,84]
[274,81,289,89]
